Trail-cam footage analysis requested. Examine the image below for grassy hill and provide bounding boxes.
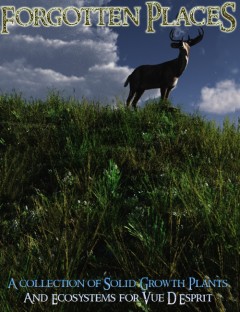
[0,93,239,311]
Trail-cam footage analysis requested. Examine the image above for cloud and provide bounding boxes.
[0,56,130,102]
[0,28,122,76]
[198,80,240,114]
[0,0,132,103]
[0,0,160,105]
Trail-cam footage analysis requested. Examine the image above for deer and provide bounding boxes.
[124,28,204,108]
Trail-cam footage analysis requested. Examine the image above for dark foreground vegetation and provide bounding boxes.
[0,93,239,311]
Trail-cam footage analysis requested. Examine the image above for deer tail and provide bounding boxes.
[124,76,130,87]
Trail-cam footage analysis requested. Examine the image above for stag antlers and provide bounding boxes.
[169,27,204,46]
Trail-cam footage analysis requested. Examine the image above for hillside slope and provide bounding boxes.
[0,93,239,311]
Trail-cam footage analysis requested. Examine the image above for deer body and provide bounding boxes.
[124,29,203,108]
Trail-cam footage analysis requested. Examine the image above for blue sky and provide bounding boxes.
[0,0,239,124]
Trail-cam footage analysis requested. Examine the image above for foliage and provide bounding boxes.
[0,93,239,311]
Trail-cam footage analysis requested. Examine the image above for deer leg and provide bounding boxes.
[126,90,135,107]
[132,90,144,109]
[165,87,173,99]
[160,88,167,100]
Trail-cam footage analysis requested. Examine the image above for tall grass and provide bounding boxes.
[0,93,239,311]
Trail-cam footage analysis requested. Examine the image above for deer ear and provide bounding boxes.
[171,42,179,48]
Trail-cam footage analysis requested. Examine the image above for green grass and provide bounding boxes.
[0,92,239,311]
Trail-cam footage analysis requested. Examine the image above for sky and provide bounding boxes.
[0,0,239,124]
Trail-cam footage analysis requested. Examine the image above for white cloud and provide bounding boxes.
[0,26,160,105]
[0,17,132,102]
[0,59,84,91]
[198,80,240,114]
[0,0,160,105]
[0,57,131,102]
